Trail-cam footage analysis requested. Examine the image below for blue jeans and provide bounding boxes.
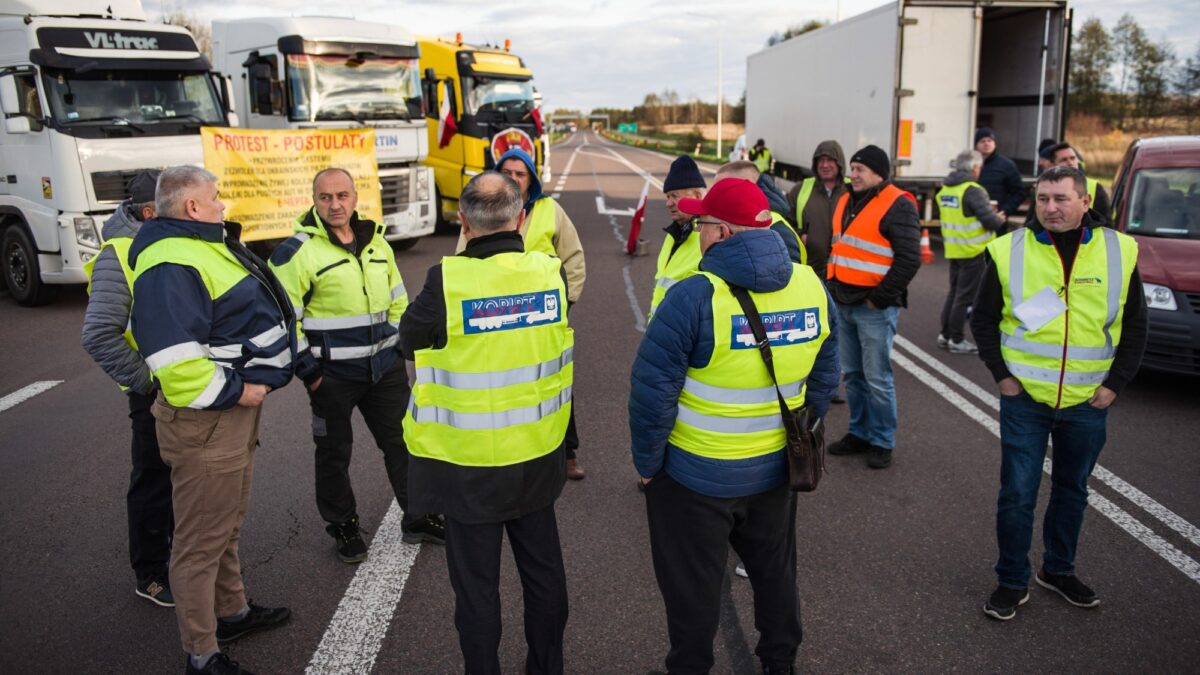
[836,302,899,449]
[995,389,1108,589]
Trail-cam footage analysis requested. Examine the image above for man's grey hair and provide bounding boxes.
[461,172,523,232]
[1036,164,1087,197]
[952,149,983,173]
[156,165,218,219]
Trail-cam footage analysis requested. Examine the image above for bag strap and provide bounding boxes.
[727,284,792,420]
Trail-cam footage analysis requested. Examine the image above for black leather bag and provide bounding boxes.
[728,285,825,492]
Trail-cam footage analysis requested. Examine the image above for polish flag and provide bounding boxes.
[437,81,457,149]
[530,106,544,136]
[627,179,650,255]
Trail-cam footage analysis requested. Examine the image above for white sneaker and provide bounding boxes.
[937,333,949,350]
[948,339,978,354]
[735,563,748,579]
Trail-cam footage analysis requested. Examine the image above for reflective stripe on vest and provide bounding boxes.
[649,227,702,318]
[936,181,996,259]
[667,266,830,460]
[827,184,915,286]
[989,226,1138,408]
[403,251,574,467]
[522,198,558,257]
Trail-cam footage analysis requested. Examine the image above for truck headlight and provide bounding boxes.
[1143,283,1178,311]
[416,168,430,202]
[74,217,100,249]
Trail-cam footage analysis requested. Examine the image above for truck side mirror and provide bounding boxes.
[5,117,31,134]
[0,75,20,115]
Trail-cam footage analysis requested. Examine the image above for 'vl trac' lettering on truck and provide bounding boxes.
[418,34,548,228]
[211,15,437,250]
[0,0,233,306]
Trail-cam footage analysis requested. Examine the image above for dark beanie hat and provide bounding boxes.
[850,144,890,180]
[1038,138,1058,159]
[128,169,161,204]
[974,127,996,144]
[663,155,706,193]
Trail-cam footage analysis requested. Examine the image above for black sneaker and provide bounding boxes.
[866,446,893,469]
[828,433,869,455]
[136,576,175,607]
[326,517,368,563]
[402,514,446,545]
[983,585,1029,621]
[216,602,291,643]
[185,653,255,675]
[1036,568,1100,608]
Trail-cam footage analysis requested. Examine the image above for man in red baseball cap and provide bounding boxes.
[629,177,840,674]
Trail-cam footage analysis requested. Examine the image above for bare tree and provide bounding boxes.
[161,11,211,60]
[767,20,827,47]
[1070,18,1114,120]
[1174,45,1200,133]
[1112,14,1144,129]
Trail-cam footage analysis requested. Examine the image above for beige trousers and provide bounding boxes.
[152,395,262,655]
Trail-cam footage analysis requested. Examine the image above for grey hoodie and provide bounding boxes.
[942,170,1005,232]
[80,200,154,395]
[785,140,849,278]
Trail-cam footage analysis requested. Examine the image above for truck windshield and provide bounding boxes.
[1128,168,1200,240]
[464,76,535,118]
[42,69,223,133]
[286,54,422,122]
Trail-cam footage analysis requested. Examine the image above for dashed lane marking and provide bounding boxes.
[893,335,1200,550]
[305,501,420,674]
[890,348,1200,585]
[0,381,64,413]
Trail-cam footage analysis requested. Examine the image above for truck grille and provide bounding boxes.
[92,170,150,203]
[1184,292,1200,314]
[379,172,411,212]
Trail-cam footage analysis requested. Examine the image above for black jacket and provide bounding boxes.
[826,181,922,308]
[970,212,1147,395]
[979,152,1026,216]
[401,230,570,524]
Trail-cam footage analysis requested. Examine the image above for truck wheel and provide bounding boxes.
[392,238,419,252]
[2,226,59,306]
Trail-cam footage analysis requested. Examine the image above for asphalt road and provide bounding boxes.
[2,129,1199,674]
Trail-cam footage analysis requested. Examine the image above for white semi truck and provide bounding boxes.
[0,0,231,305]
[746,0,1071,207]
[211,16,436,249]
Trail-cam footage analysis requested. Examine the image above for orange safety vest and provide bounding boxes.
[827,184,916,286]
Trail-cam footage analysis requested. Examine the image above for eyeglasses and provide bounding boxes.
[694,219,724,230]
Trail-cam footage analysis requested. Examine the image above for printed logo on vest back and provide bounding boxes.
[730,307,821,349]
[462,289,561,334]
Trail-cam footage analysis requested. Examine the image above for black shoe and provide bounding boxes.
[866,445,893,469]
[762,664,795,675]
[1036,568,1100,608]
[828,433,869,456]
[402,514,446,545]
[326,517,368,563]
[185,653,255,675]
[983,585,1029,621]
[216,602,291,643]
[136,576,175,607]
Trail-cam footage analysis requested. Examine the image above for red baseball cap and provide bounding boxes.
[677,178,772,228]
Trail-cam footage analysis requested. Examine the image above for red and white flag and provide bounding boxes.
[627,179,650,255]
[530,106,544,136]
[437,81,457,149]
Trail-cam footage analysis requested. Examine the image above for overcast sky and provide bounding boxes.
[152,0,1198,113]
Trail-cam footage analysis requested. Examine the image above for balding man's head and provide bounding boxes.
[459,172,524,239]
[716,160,760,183]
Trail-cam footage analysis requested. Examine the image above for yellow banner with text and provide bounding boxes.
[201,128,382,242]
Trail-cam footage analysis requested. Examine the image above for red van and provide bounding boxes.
[1109,136,1200,375]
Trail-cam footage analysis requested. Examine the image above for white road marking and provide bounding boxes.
[592,133,720,174]
[893,335,1200,550]
[583,134,647,332]
[306,501,421,674]
[890,349,1200,584]
[595,195,636,217]
[0,380,64,413]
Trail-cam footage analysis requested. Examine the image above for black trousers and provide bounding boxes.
[127,390,173,582]
[564,400,578,460]
[308,363,417,527]
[940,255,986,342]
[444,504,569,675]
[645,475,801,675]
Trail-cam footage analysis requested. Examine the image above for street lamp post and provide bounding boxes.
[717,32,723,160]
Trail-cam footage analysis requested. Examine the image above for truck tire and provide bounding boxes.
[2,226,59,306]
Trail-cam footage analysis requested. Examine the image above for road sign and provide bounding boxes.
[617,123,639,133]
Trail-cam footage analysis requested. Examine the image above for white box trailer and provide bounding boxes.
[747,0,1071,203]
[0,0,231,305]
[210,16,437,248]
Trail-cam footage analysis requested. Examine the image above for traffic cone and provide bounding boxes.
[920,228,935,265]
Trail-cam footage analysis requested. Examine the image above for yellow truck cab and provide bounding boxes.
[417,35,546,225]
